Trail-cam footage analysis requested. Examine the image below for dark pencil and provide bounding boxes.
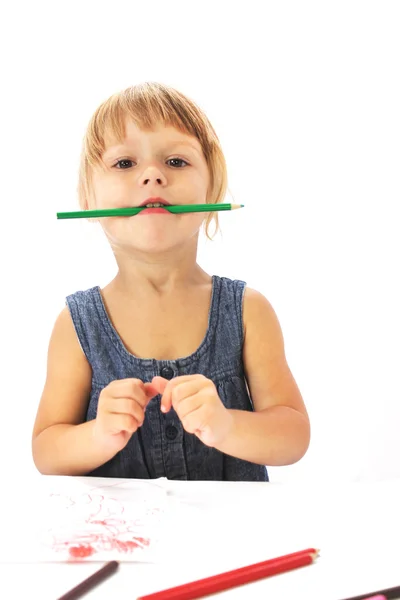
[57,561,119,600]
[338,584,400,600]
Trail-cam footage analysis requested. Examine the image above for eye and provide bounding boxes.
[166,158,189,168]
[114,159,135,169]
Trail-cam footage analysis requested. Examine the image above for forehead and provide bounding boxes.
[103,119,202,156]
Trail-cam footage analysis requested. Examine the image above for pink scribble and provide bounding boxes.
[69,544,96,559]
[46,491,155,560]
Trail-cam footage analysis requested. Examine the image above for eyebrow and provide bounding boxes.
[103,140,201,158]
[168,140,201,152]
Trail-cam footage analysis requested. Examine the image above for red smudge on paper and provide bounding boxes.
[48,492,153,560]
[69,544,96,558]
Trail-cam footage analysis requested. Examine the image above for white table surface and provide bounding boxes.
[1,474,399,600]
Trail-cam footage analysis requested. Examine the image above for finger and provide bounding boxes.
[173,393,204,422]
[106,413,141,435]
[107,379,149,406]
[99,390,149,414]
[153,376,199,413]
[105,398,145,425]
[170,381,204,411]
[151,376,172,413]
[179,405,209,435]
[143,382,160,400]
[151,376,169,395]
[122,381,149,408]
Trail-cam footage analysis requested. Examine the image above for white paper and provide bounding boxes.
[0,477,168,563]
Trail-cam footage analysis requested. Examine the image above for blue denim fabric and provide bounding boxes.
[66,275,269,481]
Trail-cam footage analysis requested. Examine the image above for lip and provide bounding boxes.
[139,197,171,207]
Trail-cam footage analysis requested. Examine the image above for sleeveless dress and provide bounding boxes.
[66,275,269,481]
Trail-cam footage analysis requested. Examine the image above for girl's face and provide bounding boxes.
[91,120,210,254]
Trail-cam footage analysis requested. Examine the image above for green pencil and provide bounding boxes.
[57,203,244,220]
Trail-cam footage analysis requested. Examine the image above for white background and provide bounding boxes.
[1,1,399,484]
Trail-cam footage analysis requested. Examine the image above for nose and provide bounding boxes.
[139,164,167,187]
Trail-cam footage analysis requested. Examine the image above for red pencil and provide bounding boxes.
[137,548,319,600]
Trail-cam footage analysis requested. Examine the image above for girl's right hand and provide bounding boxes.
[94,379,159,453]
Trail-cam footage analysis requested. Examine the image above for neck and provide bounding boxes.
[108,237,210,297]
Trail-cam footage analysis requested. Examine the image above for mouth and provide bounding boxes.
[137,197,173,216]
[139,197,172,208]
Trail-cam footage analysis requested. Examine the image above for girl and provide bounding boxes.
[32,82,310,481]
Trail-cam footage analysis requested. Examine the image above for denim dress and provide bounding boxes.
[66,275,269,481]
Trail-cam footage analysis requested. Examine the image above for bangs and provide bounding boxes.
[84,82,213,168]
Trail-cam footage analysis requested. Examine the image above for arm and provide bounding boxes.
[214,288,310,466]
[32,307,118,475]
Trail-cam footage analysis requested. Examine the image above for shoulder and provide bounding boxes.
[47,305,92,384]
[51,305,85,351]
[243,286,276,314]
[66,286,100,304]
[242,287,283,347]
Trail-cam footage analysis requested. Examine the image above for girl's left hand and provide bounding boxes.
[151,375,233,447]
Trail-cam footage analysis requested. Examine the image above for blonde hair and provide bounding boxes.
[78,82,228,240]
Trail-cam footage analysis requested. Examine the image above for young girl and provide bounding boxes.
[32,82,310,481]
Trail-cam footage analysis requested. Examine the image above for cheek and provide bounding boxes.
[191,174,209,199]
[93,177,128,208]
[175,171,208,201]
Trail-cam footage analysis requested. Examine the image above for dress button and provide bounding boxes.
[161,366,174,380]
[165,425,178,440]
